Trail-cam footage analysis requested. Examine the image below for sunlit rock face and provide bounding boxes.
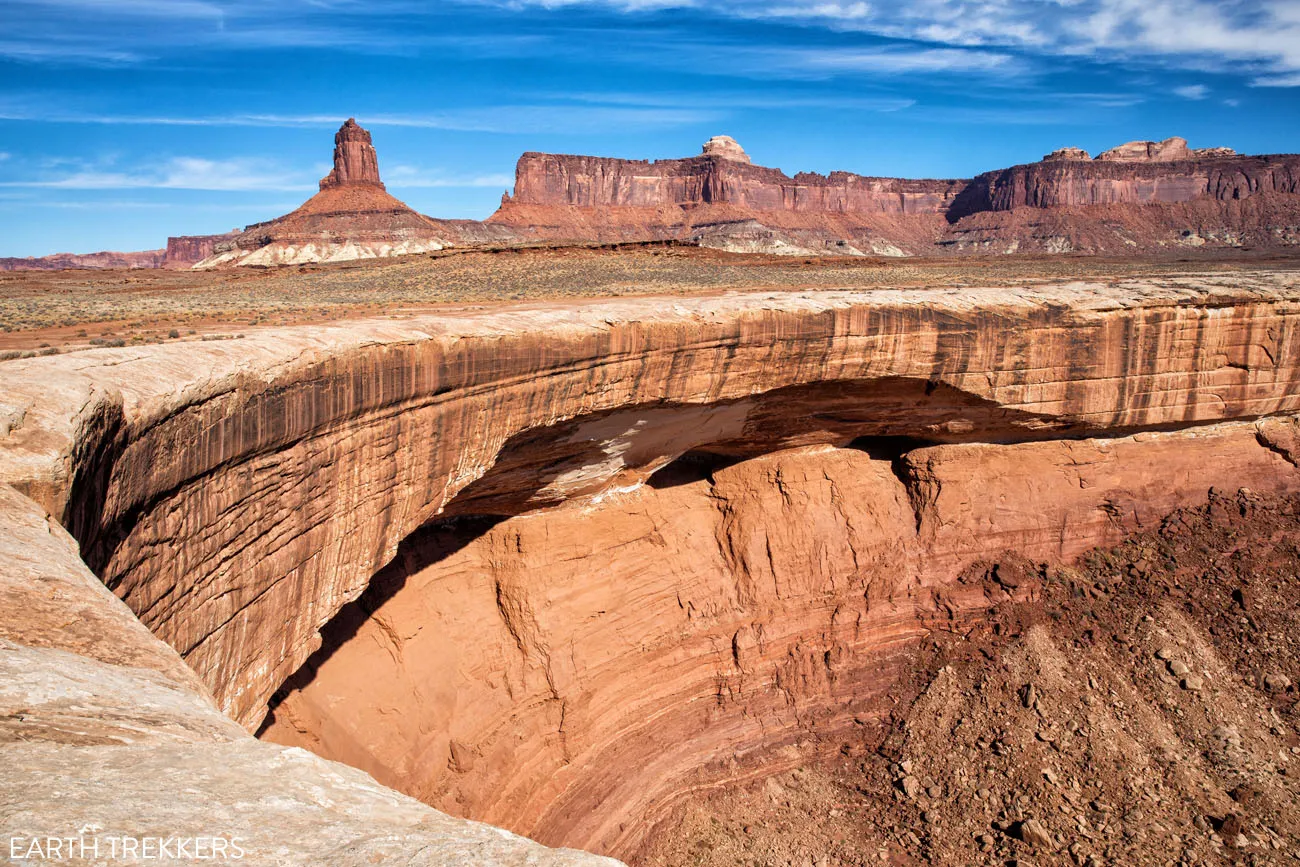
[260,421,1300,859]
[194,118,486,268]
[701,134,752,163]
[319,117,385,189]
[492,136,1300,255]
[6,273,1300,861]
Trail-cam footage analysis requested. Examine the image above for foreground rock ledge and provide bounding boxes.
[3,270,1300,860]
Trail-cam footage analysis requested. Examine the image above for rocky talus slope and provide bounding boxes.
[2,271,1300,861]
[638,490,1300,867]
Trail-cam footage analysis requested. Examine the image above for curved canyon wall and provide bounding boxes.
[262,420,1300,858]
[4,272,1300,861]
[3,275,1300,733]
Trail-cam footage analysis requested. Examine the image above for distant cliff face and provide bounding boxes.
[492,135,1300,256]
[0,249,166,271]
[504,139,964,217]
[950,148,1300,218]
[162,231,240,269]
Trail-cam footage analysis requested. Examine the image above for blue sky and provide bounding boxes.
[2,0,1299,256]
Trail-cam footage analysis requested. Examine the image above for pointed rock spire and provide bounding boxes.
[319,118,385,190]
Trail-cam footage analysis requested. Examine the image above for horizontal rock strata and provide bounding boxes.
[491,136,1300,255]
[262,420,1300,857]
[5,272,1300,860]
[1,273,1299,733]
[0,485,613,866]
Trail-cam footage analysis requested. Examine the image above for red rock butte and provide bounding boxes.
[6,125,1297,270]
[191,118,508,267]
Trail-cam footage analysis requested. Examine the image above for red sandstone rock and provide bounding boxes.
[492,134,1299,255]
[0,249,166,271]
[319,117,385,190]
[197,118,461,267]
[261,422,1300,858]
[5,275,1300,735]
[1043,146,1091,161]
[6,275,1300,862]
[1096,136,1194,162]
[162,230,240,268]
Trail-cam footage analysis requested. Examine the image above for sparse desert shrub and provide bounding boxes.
[168,329,180,339]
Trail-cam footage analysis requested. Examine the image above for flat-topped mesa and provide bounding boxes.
[701,134,751,164]
[319,118,385,190]
[948,135,1298,220]
[490,138,967,252]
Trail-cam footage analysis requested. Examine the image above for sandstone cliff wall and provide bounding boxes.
[163,231,241,268]
[950,153,1300,218]
[0,484,614,866]
[0,249,167,271]
[492,140,1300,255]
[5,274,1300,860]
[504,152,963,216]
[261,422,1300,857]
[3,274,1300,735]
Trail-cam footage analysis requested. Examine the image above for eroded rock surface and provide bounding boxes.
[260,422,1300,857]
[4,271,1300,861]
[3,274,1300,733]
[0,484,613,865]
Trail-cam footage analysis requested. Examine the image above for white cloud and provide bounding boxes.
[482,0,1300,77]
[1224,97,1241,106]
[789,46,1016,74]
[1174,83,1209,99]
[0,153,10,161]
[1252,72,1300,86]
[0,156,316,191]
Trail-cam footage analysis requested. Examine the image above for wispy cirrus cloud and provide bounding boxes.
[1174,83,1210,99]
[1,153,512,193]
[0,156,316,191]
[7,0,1300,85]
[469,0,1300,81]
[0,104,722,133]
